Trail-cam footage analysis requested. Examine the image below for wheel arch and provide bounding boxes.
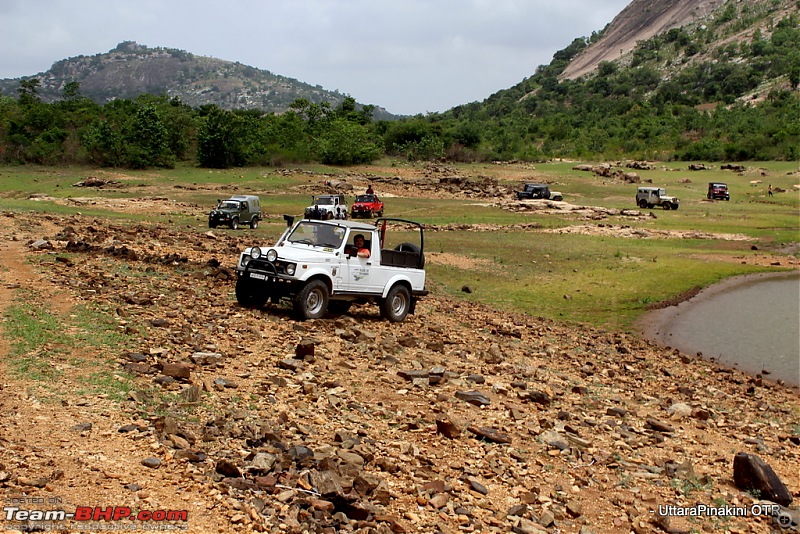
[381,277,413,299]
[302,273,333,294]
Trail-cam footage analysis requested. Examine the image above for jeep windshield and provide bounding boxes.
[218,200,240,210]
[313,196,337,206]
[286,221,346,249]
[355,195,376,203]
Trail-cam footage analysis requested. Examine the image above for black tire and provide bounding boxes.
[293,280,329,320]
[394,242,425,268]
[381,284,411,322]
[230,218,239,230]
[209,221,217,229]
[662,203,671,210]
[368,209,374,218]
[236,276,268,308]
[638,199,648,208]
[250,217,259,229]
[328,300,352,315]
[377,210,383,217]
[671,203,680,210]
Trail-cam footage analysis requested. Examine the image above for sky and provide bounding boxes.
[0,0,631,116]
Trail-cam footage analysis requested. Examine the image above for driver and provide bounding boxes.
[349,234,370,258]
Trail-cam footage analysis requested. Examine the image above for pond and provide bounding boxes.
[637,271,800,387]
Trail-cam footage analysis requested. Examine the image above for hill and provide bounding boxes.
[0,41,397,120]
[441,0,799,162]
[560,0,798,83]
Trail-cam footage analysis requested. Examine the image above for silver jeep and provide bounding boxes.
[636,187,679,210]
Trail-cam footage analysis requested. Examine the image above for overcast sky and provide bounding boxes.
[0,0,630,116]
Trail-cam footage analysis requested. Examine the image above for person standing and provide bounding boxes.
[366,184,374,195]
[768,184,773,197]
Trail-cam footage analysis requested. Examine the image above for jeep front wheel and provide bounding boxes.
[662,203,671,210]
[381,284,411,322]
[670,203,680,210]
[293,280,329,320]
[236,277,268,308]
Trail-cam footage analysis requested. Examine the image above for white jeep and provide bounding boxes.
[304,194,348,220]
[235,217,427,321]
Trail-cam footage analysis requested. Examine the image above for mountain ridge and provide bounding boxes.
[0,40,397,119]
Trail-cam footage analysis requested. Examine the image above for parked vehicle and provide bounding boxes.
[304,194,348,220]
[515,183,563,201]
[636,187,680,210]
[350,194,384,218]
[707,182,730,200]
[208,195,261,229]
[235,217,427,322]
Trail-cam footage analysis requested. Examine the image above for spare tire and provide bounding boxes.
[394,242,425,269]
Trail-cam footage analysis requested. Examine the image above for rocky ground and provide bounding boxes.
[0,199,798,534]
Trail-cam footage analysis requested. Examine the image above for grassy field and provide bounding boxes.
[1,160,797,331]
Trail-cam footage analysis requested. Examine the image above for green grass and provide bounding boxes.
[1,160,797,332]
[2,288,138,400]
[3,302,64,381]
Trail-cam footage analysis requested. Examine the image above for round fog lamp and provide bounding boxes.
[250,246,262,260]
[286,264,296,276]
[266,249,278,262]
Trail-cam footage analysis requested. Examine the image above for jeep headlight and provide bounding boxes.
[250,246,262,260]
[266,249,278,262]
[241,254,252,267]
[285,263,296,276]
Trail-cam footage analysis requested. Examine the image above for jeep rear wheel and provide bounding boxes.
[236,277,268,308]
[293,280,329,320]
[250,217,259,229]
[381,284,411,322]
[230,218,239,230]
[638,199,648,209]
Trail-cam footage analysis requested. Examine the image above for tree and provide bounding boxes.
[315,119,383,165]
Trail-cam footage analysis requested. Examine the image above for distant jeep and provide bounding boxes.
[636,187,680,210]
[707,182,730,201]
[304,194,348,220]
[515,183,563,201]
[350,194,384,218]
[209,195,261,229]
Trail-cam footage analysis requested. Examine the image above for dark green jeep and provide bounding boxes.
[209,195,261,229]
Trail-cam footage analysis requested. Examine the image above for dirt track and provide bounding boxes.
[0,208,798,533]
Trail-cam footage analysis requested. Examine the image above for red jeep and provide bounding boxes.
[350,194,384,218]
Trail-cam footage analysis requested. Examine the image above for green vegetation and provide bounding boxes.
[2,287,138,400]
[0,3,797,168]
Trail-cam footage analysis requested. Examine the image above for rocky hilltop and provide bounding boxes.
[0,205,797,533]
[560,0,797,80]
[0,41,394,119]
